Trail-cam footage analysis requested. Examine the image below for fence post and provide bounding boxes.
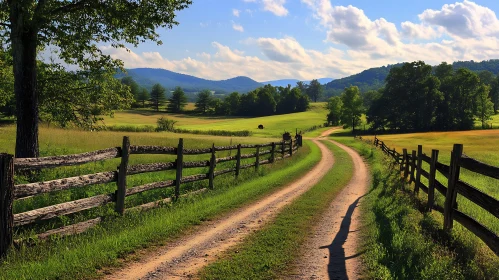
[403,149,409,179]
[410,150,416,183]
[427,149,439,212]
[415,145,423,194]
[235,144,241,177]
[0,154,14,258]
[115,136,130,215]
[255,146,260,171]
[175,138,184,200]
[290,139,293,156]
[208,143,216,190]
[281,141,285,158]
[444,144,463,231]
[271,142,276,163]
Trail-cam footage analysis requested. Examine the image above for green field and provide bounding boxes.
[100,103,328,137]
[344,130,499,272]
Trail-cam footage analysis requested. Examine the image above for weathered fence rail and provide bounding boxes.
[0,135,303,257]
[365,136,499,256]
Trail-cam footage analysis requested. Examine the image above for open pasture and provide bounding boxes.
[99,103,328,138]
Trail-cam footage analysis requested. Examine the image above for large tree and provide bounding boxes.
[326,96,342,126]
[150,83,166,112]
[340,86,363,132]
[306,79,323,102]
[167,86,188,113]
[0,0,192,158]
[195,89,213,114]
[476,85,495,128]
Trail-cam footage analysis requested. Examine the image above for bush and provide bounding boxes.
[105,125,155,132]
[156,117,177,132]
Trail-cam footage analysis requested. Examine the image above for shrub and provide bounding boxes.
[156,117,177,132]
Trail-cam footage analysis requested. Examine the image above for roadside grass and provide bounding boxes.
[0,141,321,280]
[333,137,499,280]
[99,103,328,138]
[358,130,499,242]
[199,140,354,280]
[0,125,286,242]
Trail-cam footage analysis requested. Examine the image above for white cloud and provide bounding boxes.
[100,1,499,82]
[400,22,441,40]
[233,9,240,17]
[232,22,244,32]
[262,0,288,16]
[419,0,499,38]
[245,0,288,16]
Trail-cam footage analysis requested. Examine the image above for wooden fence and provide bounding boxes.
[360,136,499,256]
[0,135,303,257]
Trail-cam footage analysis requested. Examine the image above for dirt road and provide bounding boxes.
[107,130,338,280]
[290,139,369,280]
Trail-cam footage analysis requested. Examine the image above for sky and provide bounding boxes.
[98,0,499,82]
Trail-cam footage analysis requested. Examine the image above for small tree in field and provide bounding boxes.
[150,84,166,112]
[195,90,213,114]
[476,85,495,128]
[340,86,363,132]
[168,87,188,113]
[137,88,150,108]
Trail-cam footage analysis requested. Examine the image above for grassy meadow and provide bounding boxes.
[332,137,499,279]
[100,102,328,138]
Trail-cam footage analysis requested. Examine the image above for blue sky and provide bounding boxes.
[101,0,499,82]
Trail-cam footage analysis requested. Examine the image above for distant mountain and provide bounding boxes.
[324,59,499,97]
[262,78,333,87]
[118,68,263,94]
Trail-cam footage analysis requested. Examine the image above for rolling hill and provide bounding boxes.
[262,78,333,87]
[118,68,263,93]
[324,59,499,97]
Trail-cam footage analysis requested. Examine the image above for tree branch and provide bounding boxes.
[50,0,94,16]
[0,22,11,28]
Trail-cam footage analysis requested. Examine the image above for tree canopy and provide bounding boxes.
[168,87,188,113]
[0,0,192,157]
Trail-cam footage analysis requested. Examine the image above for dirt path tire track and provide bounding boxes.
[106,132,337,280]
[289,139,369,280]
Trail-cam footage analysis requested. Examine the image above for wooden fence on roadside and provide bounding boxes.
[355,135,499,256]
[0,135,303,257]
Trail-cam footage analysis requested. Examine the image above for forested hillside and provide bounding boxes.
[324,59,499,98]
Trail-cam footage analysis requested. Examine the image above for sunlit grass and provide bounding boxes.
[333,137,499,279]
[98,102,328,138]
[0,140,319,280]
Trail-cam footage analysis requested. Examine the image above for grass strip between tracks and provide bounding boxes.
[0,141,320,280]
[199,140,354,280]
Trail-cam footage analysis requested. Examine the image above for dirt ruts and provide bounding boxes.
[289,139,369,280]
[106,129,338,280]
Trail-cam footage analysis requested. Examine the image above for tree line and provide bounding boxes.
[327,61,498,133]
[124,77,314,117]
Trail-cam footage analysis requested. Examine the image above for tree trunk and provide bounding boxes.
[11,4,39,158]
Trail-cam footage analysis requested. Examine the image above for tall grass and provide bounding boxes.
[0,141,320,280]
[334,137,499,279]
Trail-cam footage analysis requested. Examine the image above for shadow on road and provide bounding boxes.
[319,195,365,280]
